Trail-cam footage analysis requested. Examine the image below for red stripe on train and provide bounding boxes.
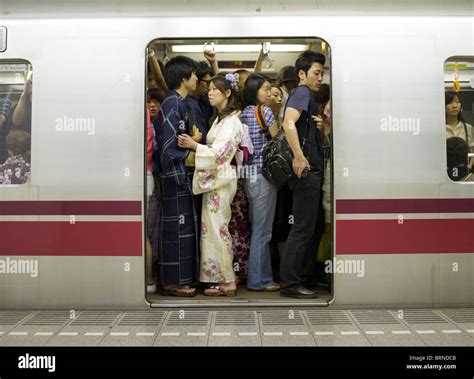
[0,201,142,215]
[0,222,142,256]
[1,199,473,215]
[336,199,474,214]
[336,219,474,254]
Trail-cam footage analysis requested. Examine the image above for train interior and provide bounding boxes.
[0,61,32,165]
[445,57,474,171]
[0,63,30,104]
[145,37,334,306]
[445,56,474,124]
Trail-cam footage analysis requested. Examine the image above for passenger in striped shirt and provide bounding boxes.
[240,73,280,292]
[0,97,14,162]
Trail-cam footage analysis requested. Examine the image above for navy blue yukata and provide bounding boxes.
[184,95,210,145]
[154,90,199,287]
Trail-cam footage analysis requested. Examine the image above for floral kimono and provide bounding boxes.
[193,112,243,283]
[0,155,30,185]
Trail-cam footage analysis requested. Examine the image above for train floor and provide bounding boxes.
[0,308,473,346]
[148,285,332,305]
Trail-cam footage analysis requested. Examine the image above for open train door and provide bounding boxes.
[144,36,334,308]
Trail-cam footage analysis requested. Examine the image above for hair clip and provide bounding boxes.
[225,73,239,91]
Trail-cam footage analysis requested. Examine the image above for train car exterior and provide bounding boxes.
[0,1,473,309]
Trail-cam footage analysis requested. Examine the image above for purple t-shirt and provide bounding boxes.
[285,85,323,171]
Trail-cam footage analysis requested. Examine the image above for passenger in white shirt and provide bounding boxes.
[445,90,473,168]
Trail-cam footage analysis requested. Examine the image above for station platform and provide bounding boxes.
[0,308,473,346]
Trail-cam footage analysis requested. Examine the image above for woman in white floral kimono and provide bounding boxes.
[178,73,243,296]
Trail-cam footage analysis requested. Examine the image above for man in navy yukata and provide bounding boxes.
[154,56,202,297]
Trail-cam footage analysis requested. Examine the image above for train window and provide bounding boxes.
[145,37,333,305]
[444,57,474,183]
[0,61,32,185]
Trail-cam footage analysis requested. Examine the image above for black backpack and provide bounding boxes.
[261,90,310,189]
[261,130,295,188]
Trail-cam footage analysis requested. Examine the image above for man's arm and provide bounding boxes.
[282,107,310,177]
[148,49,168,92]
[253,48,265,73]
[204,50,219,75]
[12,80,31,128]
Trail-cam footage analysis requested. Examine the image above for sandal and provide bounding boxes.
[203,285,237,297]
[248,282,280,292]
[161,285,197,297]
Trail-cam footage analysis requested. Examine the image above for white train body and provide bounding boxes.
[0,1,473,309]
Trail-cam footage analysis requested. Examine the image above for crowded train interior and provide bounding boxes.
[145,38,334,305]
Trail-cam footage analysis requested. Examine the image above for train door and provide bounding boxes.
[144,37,334,308]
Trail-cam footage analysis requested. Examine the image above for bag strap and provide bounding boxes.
[301,104,310,150]
[294,86,311,150]
[255,105,266,130]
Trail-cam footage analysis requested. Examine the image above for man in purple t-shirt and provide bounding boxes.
[280,50,325,299]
